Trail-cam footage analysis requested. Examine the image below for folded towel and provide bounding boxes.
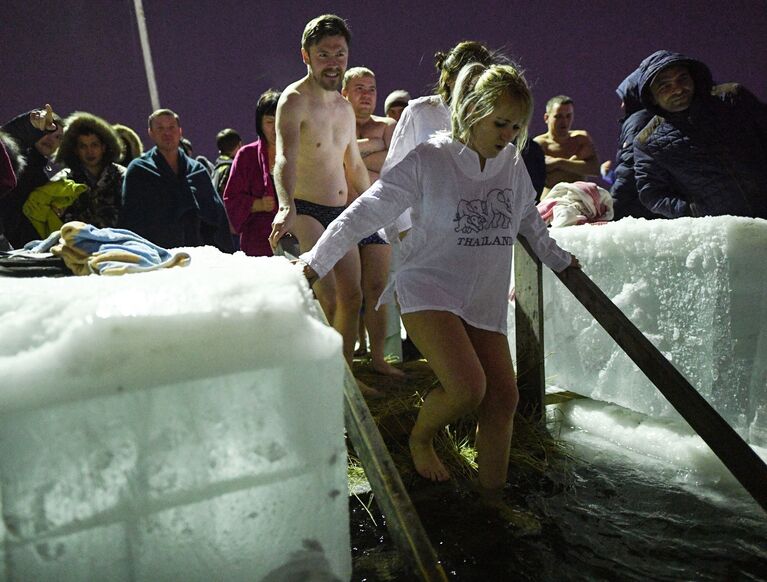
[538,181,614,227]
[23,221,191,276]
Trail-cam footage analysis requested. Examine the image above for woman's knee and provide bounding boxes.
[456,376,486,410]
[362,278,386,301]
[481,383,519,422]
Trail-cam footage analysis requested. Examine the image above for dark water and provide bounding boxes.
[350,442,767,581]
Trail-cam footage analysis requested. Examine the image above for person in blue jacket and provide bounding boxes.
[633,50,767,219]
[119,109,232,250]
[609,67,657,219]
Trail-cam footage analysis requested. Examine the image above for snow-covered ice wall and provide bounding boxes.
[517,216,767,446]
[0,249,350,581]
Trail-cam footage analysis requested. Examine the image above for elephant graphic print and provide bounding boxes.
[454,188,516,247]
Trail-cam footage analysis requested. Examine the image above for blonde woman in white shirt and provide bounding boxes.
[300,62,579,492]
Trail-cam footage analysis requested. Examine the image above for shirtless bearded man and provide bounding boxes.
[533,95,600,195]
[269,14,380,395]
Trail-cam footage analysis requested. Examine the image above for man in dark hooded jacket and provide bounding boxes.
[633,50,767,219]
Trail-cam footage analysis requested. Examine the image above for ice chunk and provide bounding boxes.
[513,217,767,446]
[0,248,350,581]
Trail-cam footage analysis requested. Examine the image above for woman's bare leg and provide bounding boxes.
[464,326,519,491]
[401,311,486,481]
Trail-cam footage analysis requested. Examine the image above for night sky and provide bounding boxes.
[3,0,766,170]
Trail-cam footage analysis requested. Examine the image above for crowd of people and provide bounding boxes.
[2,13,765,494]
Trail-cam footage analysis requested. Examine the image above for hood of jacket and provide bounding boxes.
[615,67,644,118]
[637,50,713,115]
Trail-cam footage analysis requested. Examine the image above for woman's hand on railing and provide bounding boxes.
[568,254,581,269]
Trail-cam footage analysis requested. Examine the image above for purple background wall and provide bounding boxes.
[4,1,766,168]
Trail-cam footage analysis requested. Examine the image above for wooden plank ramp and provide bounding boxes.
[319,292,448,580]
[342,362,448,581]
[276,241,447,580]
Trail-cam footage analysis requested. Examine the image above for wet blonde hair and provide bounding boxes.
[450,62,533,154]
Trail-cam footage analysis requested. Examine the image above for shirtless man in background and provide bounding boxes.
[534,95,600,195]
[269,14,379,394]
[341,67,403,378]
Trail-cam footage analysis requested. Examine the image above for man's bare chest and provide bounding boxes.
[300,113,349,151]
[547,138,580,158]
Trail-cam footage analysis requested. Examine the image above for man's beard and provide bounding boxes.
[315,69,343,91]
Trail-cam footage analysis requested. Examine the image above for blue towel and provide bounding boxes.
[23,221,191,276]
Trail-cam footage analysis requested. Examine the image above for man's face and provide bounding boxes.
[343,74,376,117]
[149,114,182,153]
[544,103,574,138]
[35,126,63,158]
[76,133,106,174]
[650,65,695,113]
[302,35,349,91]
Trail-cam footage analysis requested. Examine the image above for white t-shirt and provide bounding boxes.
[300,135,571,335]
[380,95,451,234]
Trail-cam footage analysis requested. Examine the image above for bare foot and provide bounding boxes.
[470,480,541,534]
[371,359,406,378]
[356,378,385,400]
[409,435,450,481]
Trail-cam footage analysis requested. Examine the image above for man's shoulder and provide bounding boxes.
[635,115,665,147]
[279,80,311,113]
[126,149,157,173]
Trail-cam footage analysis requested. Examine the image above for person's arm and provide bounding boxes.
[119,162,152,234]
[380,105,417,176]
[270,92,302,246]
[1,106,55,151]
[545,133,600,176]
[359,118,397,174]
[633,141,689,217]
[516,167,575,272]
[222,146,268,233]
[344,109,371,202]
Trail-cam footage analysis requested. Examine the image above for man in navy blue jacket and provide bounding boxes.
[119,109,232,250]
[633,50,767,219]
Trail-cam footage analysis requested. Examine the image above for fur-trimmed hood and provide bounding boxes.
[0,130,26,176]
[56,111,124,169]
[637,50,713,114]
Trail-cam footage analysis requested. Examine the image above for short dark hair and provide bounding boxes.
[545,95,573,113]
[148,108,180,129]
[255,89,281,141]
[216,128,241,155]
[56,111,123,169]
[433,41,497,104]
[301,14,350,50]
